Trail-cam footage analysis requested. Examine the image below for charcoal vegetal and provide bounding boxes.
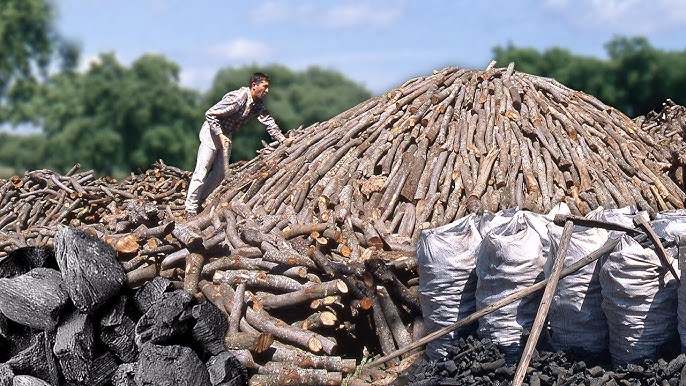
[99,295,128,327]
[11,375,52,386]
[191,302,228,356]
[206,351,248,386]
[111,363,136,386]
[100,315,138,363]
[0,363,13,386]
[133,276,174,314]
[0,268,68,330]
[667,354,686,378]
[7,331,59,385]
[0,312,7,340]
[0,246,56,279]
[54,226,126,313]
[0,319,33,361]
[53,309,93,384]
[134,342,211,386]
[88,352,118,386]
[98,295,138,362]
[135,289,194,346]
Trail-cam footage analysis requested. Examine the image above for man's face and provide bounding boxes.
[251,80,270,100]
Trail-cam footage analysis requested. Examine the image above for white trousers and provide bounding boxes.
[185,124,230,214]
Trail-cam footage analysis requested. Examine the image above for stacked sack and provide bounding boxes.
[417,205,684,368]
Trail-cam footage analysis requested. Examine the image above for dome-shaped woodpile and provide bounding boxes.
[213,63,685,241]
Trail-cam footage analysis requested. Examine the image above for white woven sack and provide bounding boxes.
[651,210,686,353]
[417,214,482,359]
[600,233,679,368]
[475,209,548,354]
[545,206,610,356]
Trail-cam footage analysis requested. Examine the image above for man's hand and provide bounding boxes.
[219,133,231,149]
[259,140,277,156]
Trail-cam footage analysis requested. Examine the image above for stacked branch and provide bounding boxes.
[633,98,686,190]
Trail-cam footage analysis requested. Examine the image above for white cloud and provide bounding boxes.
[209,38,274,61]
[321,3,402,29]
[250,1,403,30]
[544,0,686,35]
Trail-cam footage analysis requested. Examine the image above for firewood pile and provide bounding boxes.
[633,98,686,189]
[1,63,686,385]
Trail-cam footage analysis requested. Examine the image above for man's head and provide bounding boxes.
[249,72,270,100]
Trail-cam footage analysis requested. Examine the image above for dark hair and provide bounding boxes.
[250,72,270,86]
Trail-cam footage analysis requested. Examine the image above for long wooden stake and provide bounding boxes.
[364,237,620,368]
[512,219,574,386]
[633,214,681,284]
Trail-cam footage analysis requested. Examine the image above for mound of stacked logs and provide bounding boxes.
[1,63,686,385]
[634,98,686,190]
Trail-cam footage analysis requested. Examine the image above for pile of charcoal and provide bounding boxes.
[398,334,686,385]
[0,226,246,386]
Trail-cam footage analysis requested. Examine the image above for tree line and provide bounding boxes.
[1,0,685,178]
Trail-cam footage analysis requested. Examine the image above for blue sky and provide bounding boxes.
[55,0,686,96]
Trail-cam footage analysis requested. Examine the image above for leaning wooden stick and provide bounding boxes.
[513,218,574,386]
[364,237,620,368]
[553,213,644,236]
[633,214,680,284]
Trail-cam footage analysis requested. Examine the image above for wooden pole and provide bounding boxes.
[512,218,574,386]
[364,237,620,368]
[633,214,681,284]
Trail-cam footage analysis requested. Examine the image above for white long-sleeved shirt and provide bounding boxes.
[205,86,284,142]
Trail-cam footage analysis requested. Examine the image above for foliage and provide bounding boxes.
[1,53,202,176]
[0,0,78,121]
[492,36,686,117]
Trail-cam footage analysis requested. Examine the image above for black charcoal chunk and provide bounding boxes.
[0,363,13,386]
[191,302,228,356]
[0,268,68,330]
[100,315,138,363]
[133,276,174,314]
[7,331,59,385]
[53,309,93,384]
[88,351,118,386]
[99,295,129,327]
[135,290,194,346]
[134,343,211,386]
[0,247,56,279]
[0,319,33,362]
[206,351,248,386]
[11,375,52,386]
[54,226,126,313]
[111,363,136,386]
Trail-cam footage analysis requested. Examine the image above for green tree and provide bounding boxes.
[8,53,202,176]
[492,36,686,117]
[205,64,372,161]
[0,0,78,122]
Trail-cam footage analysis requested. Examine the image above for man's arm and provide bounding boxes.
[257,106,286,143]
[205,90,245,136]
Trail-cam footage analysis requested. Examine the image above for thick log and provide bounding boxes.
[255,279,348,310]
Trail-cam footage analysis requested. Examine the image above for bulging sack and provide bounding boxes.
[545,206,610,357]
[416,214,481,360]
[475,210,548,357]
[600,232,679,368]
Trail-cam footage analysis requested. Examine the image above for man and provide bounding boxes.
[184,72,286,217]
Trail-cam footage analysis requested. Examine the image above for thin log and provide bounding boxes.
[513,218,573,386]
